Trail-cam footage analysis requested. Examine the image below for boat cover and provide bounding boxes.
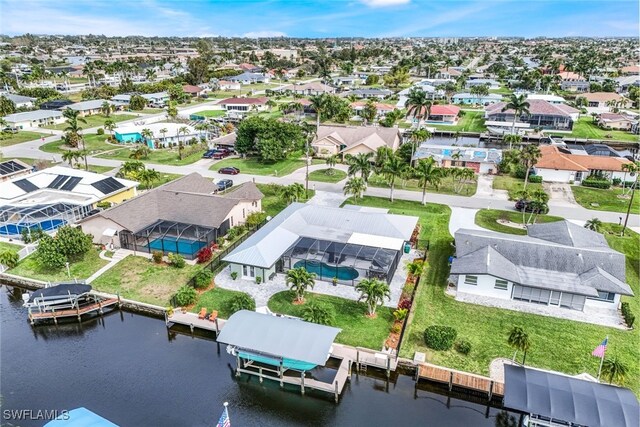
[44,407,119,427]
[28,283,92,303]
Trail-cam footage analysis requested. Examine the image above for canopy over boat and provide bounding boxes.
[28,283,92,303]
[44,407,119,427]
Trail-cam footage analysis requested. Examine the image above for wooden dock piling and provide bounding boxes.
[417,363,504,400]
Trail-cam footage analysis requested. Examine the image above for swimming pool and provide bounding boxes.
[148,237,206,256]
[293,260,359,281]
[0,219,66,236]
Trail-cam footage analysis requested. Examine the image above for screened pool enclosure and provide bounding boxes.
[281,237,401,285]
[0,203,92,236]
[119,220,221,259]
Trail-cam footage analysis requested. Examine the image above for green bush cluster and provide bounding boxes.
[168,253,186,268]
[228,293,256,314]
[528,175,542,183]
[424,325,458,351]
[582,177,611,189]
[96,128,105,135]
[193,269,213,289]
[174,285,197,306]
[35,226,93,268]
[454,339,472,355]
[621,302,635,328]
[152,251,163,264]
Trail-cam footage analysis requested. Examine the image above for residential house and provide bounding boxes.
[3,110,64,129]
[597,113,636,131]
[452,92,502,105]
[436,68,463,79]
[485,99,579,131]
[465,79,500,89]
[526,94,566,104]
[228,72,271,84]
[218,97,268,115]
[412,145,501,174]
[65,99,115,116]
[426,104,460,124]
[78,174,262,257]
[576,92,632,109]
[0,159,32,182]
[111,92,169,107]
[238,63,262,73]
[333,76,365,87]
[533,145,632,183]
[182,84,203,97]
[450,223,634,323]
[1,93,36,109]
[40,99,73,110]
[350,101,395,120]
[311,125,401,158]
[275,82,335,96]
[620,65,640,76]
[615,75,640,92]
[217,80,241,91]
[557,71,589,92]
[114,122,202,148]
[341,88,392,100]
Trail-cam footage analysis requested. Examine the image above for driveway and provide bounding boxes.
[474,174,508,200]
[545,183,578,208]
[449,207,482,236]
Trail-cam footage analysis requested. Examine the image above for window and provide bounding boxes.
[242,208,245,219]
[230,216,234,226]
[464,275,478,285]
[494,279,508,290]
[588,291,615,302]
[242,265,255,278]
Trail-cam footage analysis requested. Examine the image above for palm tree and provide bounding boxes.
[129,146,150,160]
[137,168,161,189]
[601,356,628,385]
[286,267,316,303]
[104,119,116,135]
[101,101,113,117]
[345,152,373,182]
[405,260,424,283]
[280,183,306,204]
[266,99,277,111]
[621,162,637,194]
[405,87,433,129]
[61,150,81,168]
[502,94,530,147]
[520,144,541,190]
[584,218,603,232]
[451,167,475,194]
[301,301,334,325]
[413,158,441,205]
[507,326,531,364]
[63,108,88,170]
[141,128,154,146]
[343,177,367,202]
[409,128,431,166]
[380,155,408,202]
[355,278,391,317]
[159,128,168,145]
[325,154,338,175]
[503,134,522,148]
[309,93,330,131]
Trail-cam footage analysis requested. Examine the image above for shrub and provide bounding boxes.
[168,253,186,268]
[255,276,262,284]
[302,301,334,325]
[621,302,635,328]
[96,201,111,209]
[612,177,622,186]
[393,308,408,322]
[96,127,105,135]
[152,251,163,264]
[0,250,19,269]
[454,339,472,355]
[424,325,458,351]
[397,298,412,310]
[193,269,213,289]
[230,271,238,280]
[390,324,401,334]
[582,177,611,189]
[196,246,213,264]
[528,175,542,183]
[174,285,197,306]
[228,293,256,314]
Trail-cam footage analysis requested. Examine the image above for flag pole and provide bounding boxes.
[224,401,229,420]
[596,335,608,382]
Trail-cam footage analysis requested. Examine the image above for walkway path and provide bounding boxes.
[86,249,127,284]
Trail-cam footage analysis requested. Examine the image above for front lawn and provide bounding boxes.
[40,133,118,154]
[196,110,226,118]
[0,131,46,147]
[572,186,639,214]
[98,146,206,166]
[8,248,108,282]
[255,183,315,217]
[308,168,347,183]
[475,209,563,235]
[429,111,487,133]
[44,114,138,131]
[368,172,478,197]
[267,290,395,349]
[90,255,200,306]
[552,117,639,143]
[492,175,545,200]
[191,287,253,320]
[212,156,321,176]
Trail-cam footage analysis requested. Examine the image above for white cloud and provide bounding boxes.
[360,0,410,7]
[242,30,287,38]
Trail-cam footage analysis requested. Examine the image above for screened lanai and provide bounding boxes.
[281,236,401,286]
[119,219,217,259]
[0,203,92,236]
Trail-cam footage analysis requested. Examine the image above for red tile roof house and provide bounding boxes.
[485,99,579,131]
[597,113,637,131]
[427,105,461,124]
[182,84,203,97]
[218,97,268,114]
[533,145,632,183]
[350,101,395,118]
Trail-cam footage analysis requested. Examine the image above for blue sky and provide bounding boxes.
[1,0,638,38]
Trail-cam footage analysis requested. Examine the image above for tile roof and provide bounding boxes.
[313,125,400,151]
[486,99,578,117]
[536,145,631,172]
[430,105,461,116]
[219,97,267,105]
[577,92,625,103]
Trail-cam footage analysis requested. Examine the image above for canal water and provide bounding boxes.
[0,286,517,427]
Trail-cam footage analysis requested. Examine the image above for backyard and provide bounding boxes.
[572,185,639,214]
[8,248,108,282]
[429,111,487,133]
[267,290,395,349]
[0,241,22,253]
[196,110,226,118]
[191,287,253,320]
[91,255,200,306]
[255,183,315,217]
[551,117,639,143]
[212,155,322,176]
[492,175,545,200]
[368,172,478,197]
[474,209,562,235]
[0,131,46,147]
[308,168,347,183]
[43,113,138,131]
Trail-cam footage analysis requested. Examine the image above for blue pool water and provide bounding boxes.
[0,219,65,236]
[148,237,206,256]
[293,260,359,281]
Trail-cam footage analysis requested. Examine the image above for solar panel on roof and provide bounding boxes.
[48,175,71,189]
[60,176,82,191]
[0,161,27,176]
[13,178,38,193]
[91,177,125,195]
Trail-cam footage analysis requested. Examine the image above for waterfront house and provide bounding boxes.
[450,222,633,324]
[484,99,579,131]
[223,203,418,284]
[597,113,636,131]
[533,145,632,183]
[426,104,460,124]
[3,109,64,129]
[412,145,501,174]
[218,97,268,115]
[576,92,632,109]
[0,165,137,237]
[452,92,502,105]
[350,101,395,119]
[78,173,262,257]
[525,94,566,105]
[311,125,401,158]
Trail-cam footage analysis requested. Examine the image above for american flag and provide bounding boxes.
[591,338,608,358]
[216,405,230,427]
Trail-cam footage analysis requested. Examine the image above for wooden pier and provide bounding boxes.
[417,362,504,400]
[165,310,226,335]
[28,296,120,325]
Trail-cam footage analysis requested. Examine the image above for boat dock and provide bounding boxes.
[164,310,226,334]
[28,295,120,325]
[416,362,504,400]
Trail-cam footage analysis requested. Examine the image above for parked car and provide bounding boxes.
[515,199,549,214]
[216,179,233,192]
[218,167,240,175]
[2,126,18,134]
[202,150,217,159]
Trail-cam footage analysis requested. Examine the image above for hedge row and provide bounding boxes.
[582,178,611,189]
[621,302,635,328]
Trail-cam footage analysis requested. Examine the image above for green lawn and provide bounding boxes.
[268,291,395,349]
[196,110,226,118]
[40,133,118,154]
[489,87,513,95]
[0,241,22,253]
[98,146,206,166]
[492,175,545,200]
[91,255,201,306]
[368,173,478,197]
[212,156,321,177]
[192,287,253,319]
[475,209,563,235]
[8,248,108,282]
[572,186,640,214]
[429,111,487,133]
[308,168,347,183]
[0,131,46,147]
[255,183,315,217]
[552,117,639,142]
[44,114,138,131]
